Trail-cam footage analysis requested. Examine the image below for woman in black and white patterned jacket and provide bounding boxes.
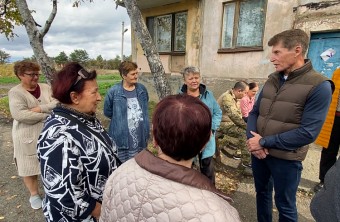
[37,62,119,222]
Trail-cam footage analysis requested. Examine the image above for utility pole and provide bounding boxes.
[121,21,128,62]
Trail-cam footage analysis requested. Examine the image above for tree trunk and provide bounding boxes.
[15,0,57,83]
[123,0,172,100]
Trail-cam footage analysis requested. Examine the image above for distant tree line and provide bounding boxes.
[0,49,131,70]
[0,49,11,64]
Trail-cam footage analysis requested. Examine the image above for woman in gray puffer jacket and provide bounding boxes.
[100,94,240,222]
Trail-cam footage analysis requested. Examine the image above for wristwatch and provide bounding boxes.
[259,137,266,147]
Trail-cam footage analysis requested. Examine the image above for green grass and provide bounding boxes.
[0,73,119,84]
[0,75,48,84]
[97,73,121,96]
[98,81,121,96]
[0,96,11,118]
[0,76,20,84]
[97,73,121,81]
[148,100,157,120]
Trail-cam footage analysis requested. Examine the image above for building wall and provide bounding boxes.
[200,0,297,80]
[294,0,340,33]
[132,0,201,74]
[133,0,340,101]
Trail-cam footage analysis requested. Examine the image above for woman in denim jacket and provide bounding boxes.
[104,61,150,163]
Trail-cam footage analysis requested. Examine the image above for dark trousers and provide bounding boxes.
[252,155,302,222]
[199,154,215,185]
[319,115,340,182]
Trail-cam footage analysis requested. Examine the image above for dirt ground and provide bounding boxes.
[0,83,318,222]
[0,120,45,221]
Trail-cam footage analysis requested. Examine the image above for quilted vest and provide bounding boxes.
[257,60,330,161]
[100,150,241,222]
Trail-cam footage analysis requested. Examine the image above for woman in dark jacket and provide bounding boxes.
[37,62,119,221]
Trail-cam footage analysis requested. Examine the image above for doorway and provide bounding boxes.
[307,32,340,78]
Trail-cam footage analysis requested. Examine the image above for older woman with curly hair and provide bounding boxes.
[8,61,57,210]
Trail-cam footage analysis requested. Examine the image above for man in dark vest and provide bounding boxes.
[246,29,334,222]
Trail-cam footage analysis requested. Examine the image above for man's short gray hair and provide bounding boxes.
[181,66,200,78]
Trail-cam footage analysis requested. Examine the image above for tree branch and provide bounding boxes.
[40,0,57,37]
[123,0,171,99]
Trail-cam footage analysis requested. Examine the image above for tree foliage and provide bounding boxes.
[0,0,22,39]
[54,51,68,66]
[0,49,11,64]
[69,49,90,65]
[21,55,38,62]
[95,55,104,69]
[52,50,130,70]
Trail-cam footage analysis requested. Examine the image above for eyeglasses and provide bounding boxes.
[73,69,89,86]
[24,72,40,78]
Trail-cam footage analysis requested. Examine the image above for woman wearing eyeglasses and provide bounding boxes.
[37,62,119,222]
[8,61,57,210]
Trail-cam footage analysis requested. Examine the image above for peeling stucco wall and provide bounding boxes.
[133,0,340,100]
[199,0,297,80]
[294,0,340,33]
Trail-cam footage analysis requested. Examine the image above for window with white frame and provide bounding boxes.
[221,0,266,52]
[147,11,187,53]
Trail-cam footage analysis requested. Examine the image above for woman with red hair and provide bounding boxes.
[101,94,240,222]
[37,62,119,221]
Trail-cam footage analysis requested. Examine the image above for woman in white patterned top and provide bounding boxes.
[37,62,119,222]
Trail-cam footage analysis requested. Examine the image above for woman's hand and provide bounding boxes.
[30,106,41,113]
[91,202,102,220]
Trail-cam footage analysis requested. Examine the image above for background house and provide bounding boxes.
[131,0,340,101]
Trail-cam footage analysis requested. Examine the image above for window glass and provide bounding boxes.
[222,3,235,48]
[221,0,266,49]
[174,12,187,51]
[237,0,265,47]
[154,14,172,52]
[147,12,187,53]
[146,17,154,39]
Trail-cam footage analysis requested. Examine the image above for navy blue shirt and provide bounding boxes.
[246,80,332,151]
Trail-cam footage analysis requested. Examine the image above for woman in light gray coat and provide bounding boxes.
[100,94,240,222]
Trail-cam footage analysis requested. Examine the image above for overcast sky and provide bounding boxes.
[0,0,131,62]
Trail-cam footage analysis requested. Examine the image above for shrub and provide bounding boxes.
[0,64,14,77]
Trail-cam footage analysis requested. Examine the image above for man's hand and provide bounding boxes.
[247,131,262,152]
[247,131,269,159]
[251,148,269,159]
